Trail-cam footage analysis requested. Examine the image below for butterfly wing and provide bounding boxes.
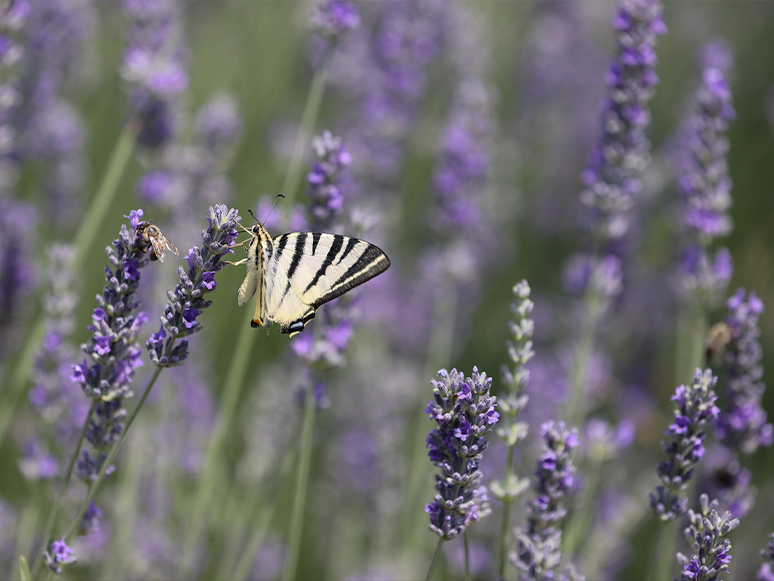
[264,232,390,336]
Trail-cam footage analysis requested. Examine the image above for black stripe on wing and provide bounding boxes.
[303,234,345,294]
[312,244,390,308]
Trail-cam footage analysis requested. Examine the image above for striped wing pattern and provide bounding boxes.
[263,231,390,336]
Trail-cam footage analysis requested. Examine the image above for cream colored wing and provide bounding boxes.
[264,232,390,336]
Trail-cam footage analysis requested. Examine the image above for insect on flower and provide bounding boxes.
[136,222,179,263]
[230,207,390,337]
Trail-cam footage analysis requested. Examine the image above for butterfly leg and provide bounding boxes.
[223,258,249,266]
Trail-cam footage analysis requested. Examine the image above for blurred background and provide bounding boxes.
[1,1,774,579]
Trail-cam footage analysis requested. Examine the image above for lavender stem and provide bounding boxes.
[425,538,445,581]
[499,447,515,579]
[283,381,317,581]
[30,401,97,579]
[62,365,165,543]
[0,126,135,449]
[464,531,471,581]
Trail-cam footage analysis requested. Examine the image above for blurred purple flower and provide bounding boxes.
[425,367,498,540]
[677,66,735,301]
[305,130,349,231]
[714,289,772,454]
[147,205,240,367]
[698,445,755,520]
[697,38,734,74]
[121,0,187,148]
[677,494,738,581]
[580,0,666,242]
[650,369,719,521]
[309,1,360,43]
[758,534,774,581]
[45,536,76,575]
[512,421,581,581]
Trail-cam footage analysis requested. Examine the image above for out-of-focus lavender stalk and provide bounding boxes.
[757,533,774,581]
[677,494,738,581]
[675,65,735,382]
[650,369,719,581]
[714,289,772,454]
[31,210,152,579]
[511,421,582,581]
[491,281,534,578]
[566,0,665,427]
[423,367,497,579]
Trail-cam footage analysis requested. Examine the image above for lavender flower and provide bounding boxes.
[511,421,581,581]
[491,281,533,502]
[677,66,735,301]
[650,369,719,521]
[580,0,666,241]
[715,289,772,454]
[146,205,240,367]
[44,536,76,575]
[70,210,151,484]
[305,130,350,231]
[677,494,738,581]
[757,533,774,581]
[309,1,360,43]
[121,0,187,148]
[424,367,498,540]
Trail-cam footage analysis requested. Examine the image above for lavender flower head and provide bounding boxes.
[650,368,719,521]
[305,130,350,231]
[424,367,498,540]
[678,66,735,300]
[677,494,739,581]
[580,0,666,241]
[309,1,360,43]
[147,204,240,367]
[121,0,187,148]
[44,536,76,575]
[70,210,153,485]
[758,533,774,581]
[512,421,581,581]
[715,289,772,454]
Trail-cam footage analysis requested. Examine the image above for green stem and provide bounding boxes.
[0,126,135,450]
[653,519,678,581]
[229,443,299,581]
[499,446,516,580]
[562,457,602,559]
[61,365,164,545]
[424,538,445,581]
[180,320,255,564]
[565,283,601,429]
[30,401,97,580]
[281,64,329,226]
[401,288,458,550]
[283,382,317,581]
[464,531,471,581]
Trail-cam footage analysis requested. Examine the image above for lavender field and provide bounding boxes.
[2,1,774,580]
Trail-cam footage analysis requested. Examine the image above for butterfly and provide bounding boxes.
[232,220,390,336]
[137,222,179,263]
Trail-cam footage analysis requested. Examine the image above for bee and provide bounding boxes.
[137,222,179,263]
[706,321,734,365]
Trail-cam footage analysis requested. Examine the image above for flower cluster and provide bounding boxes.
[491,281,533,503]
[432,78,494,233]
[44,537,76,575]
[424,367,498,540]
[580,0,666,241]
[512,421,581,581]
[121,0,187,148]
[650,368,719,521]
[146,205,240,367]
[309,1,360,43]
[678,67,735,301]
[757,533,774,581]
[677,494,739,581]
[305,130,350,231]
[70,210,151,484]
[715,289,772,454]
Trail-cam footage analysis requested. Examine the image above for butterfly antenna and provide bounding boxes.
[261,193,286,226]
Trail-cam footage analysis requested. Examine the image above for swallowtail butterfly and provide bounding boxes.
[234,222,390,336]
